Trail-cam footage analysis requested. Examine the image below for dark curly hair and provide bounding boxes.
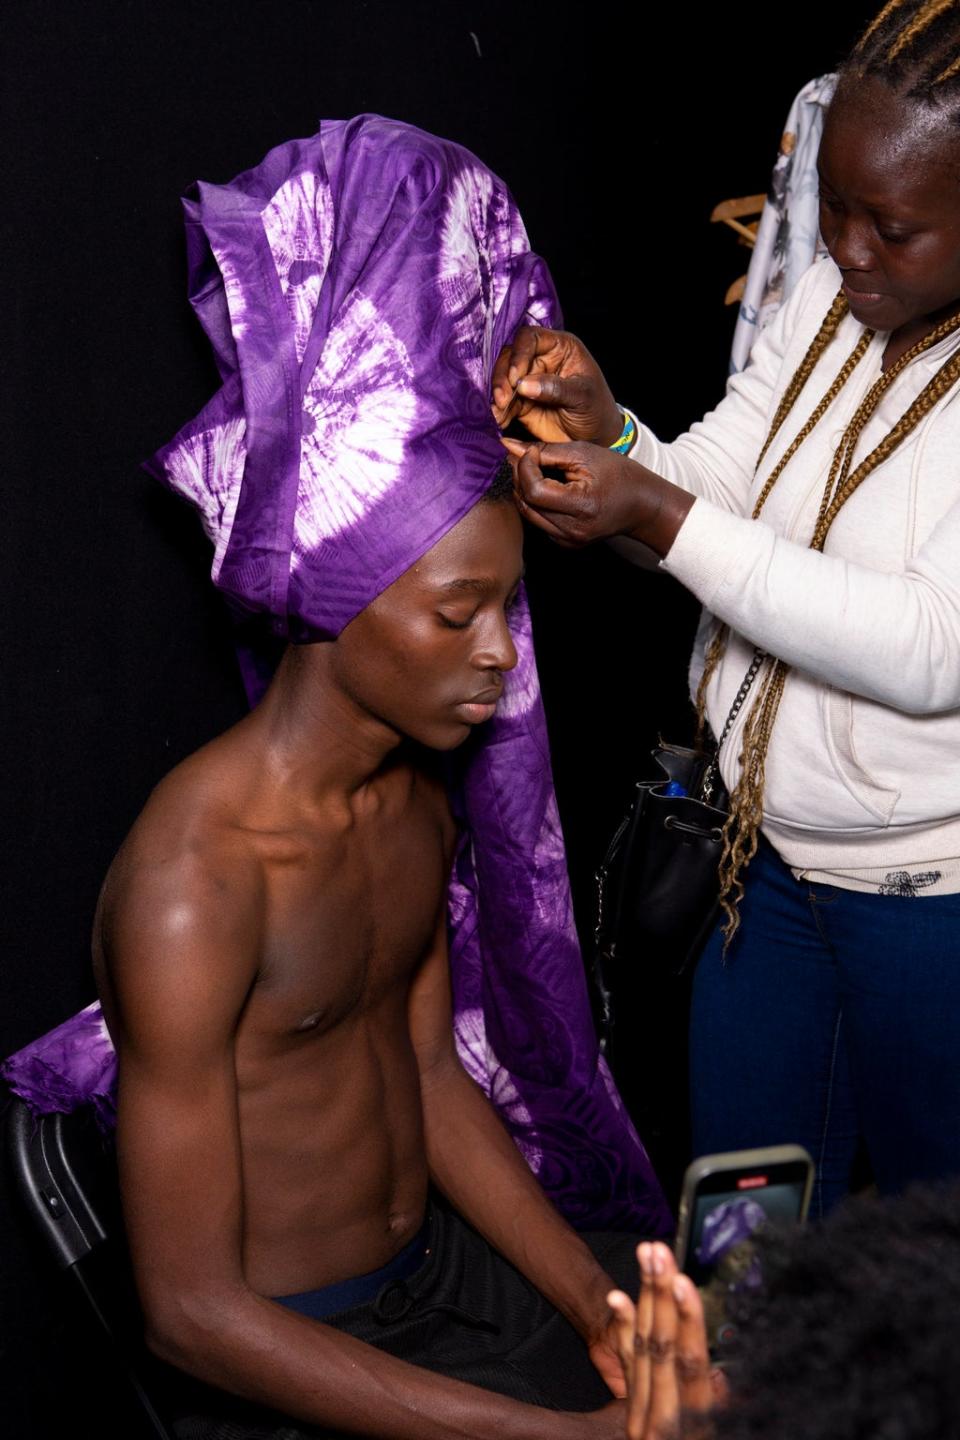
[483,456,516,504]
[699,1184,960,1440]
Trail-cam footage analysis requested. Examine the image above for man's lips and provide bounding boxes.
[454,688,502,724]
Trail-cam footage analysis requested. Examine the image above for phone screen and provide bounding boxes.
[682,1160,811,1288]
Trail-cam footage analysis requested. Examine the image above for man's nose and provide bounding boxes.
[476,615,518,674]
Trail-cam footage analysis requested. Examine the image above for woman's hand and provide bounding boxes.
[607,1242,714,1440]
[491,326,623,446]
[504,438,694,558]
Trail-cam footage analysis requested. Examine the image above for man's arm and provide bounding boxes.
[408,912,631,1398]
[105,848,621,1440]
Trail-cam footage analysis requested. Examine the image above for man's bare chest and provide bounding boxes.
[241,797,448,1043]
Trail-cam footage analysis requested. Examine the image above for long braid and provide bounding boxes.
[754,291,852,473]
[804,311,960,538]
[713,310,960,946]
[752,327,873,517]
[819,344,960,533]
[694,293,862,740]
[694,298,871,743]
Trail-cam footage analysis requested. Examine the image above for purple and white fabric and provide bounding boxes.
[729,74,837,374]
[4,116,668,1233]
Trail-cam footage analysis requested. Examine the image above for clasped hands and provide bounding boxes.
[606,1240,717,1440]
[491,328,693,558]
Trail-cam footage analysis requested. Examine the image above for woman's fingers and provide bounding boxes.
[491,327,621,443]
[502,435,650,547]
[491,326,562,408]
[513,442,610,542]
[516,450,586,514]
[506,439,594,506]
[499,443,570,542]
[491,387,522,430]
[507,325,566,390]
[515,370,596,413]
[511,491,582,547]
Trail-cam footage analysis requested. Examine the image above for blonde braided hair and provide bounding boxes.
[885,0,956,60]
[694,296,874,746]
[849,0,960,98]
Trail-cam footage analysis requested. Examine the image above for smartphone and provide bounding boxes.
[675,1144,814,1285]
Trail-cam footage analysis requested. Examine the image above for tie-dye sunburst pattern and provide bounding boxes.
[437,167,526,391]
[262,171,334,364]
[295,290,416,554]
[161,414,246,580]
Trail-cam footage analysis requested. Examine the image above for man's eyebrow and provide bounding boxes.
[438,569,525,595]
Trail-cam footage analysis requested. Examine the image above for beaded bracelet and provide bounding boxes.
[608,407,637,454]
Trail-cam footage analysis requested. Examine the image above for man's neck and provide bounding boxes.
[247,643,405,811]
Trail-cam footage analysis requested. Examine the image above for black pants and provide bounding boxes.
[171,1200,641,1439]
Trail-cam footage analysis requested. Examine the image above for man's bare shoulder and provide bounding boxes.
[96,730,267,998]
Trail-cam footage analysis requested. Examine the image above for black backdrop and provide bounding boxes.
[2,2,866,1432]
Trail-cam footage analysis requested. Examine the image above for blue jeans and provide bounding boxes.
[690,837,960,1217]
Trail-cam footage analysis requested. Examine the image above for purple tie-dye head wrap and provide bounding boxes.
[3,116,668,1233]
[147,114,553,642]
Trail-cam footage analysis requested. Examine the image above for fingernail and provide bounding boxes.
[639,1243,652,1276]
[516,376,541,398]
[652,1245,666,1276]
[508,365,519,387]
[673,1276,688,1304]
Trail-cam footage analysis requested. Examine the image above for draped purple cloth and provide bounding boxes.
[4,117,668,1233]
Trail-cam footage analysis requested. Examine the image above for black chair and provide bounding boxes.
[6,1096,176,1440]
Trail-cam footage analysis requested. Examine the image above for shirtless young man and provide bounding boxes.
[92,476,633,1440]
[34,112,676,1440]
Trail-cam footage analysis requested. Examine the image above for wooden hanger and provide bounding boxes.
[710,194,766,305]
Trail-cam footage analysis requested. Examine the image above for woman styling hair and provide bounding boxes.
[496,0,960,1214]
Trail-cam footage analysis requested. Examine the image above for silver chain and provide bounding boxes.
[715,646,766,751]
[700,645,766,803]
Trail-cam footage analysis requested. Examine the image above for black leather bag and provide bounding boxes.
[590,649,765,1051]
[592,741,728,1007]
